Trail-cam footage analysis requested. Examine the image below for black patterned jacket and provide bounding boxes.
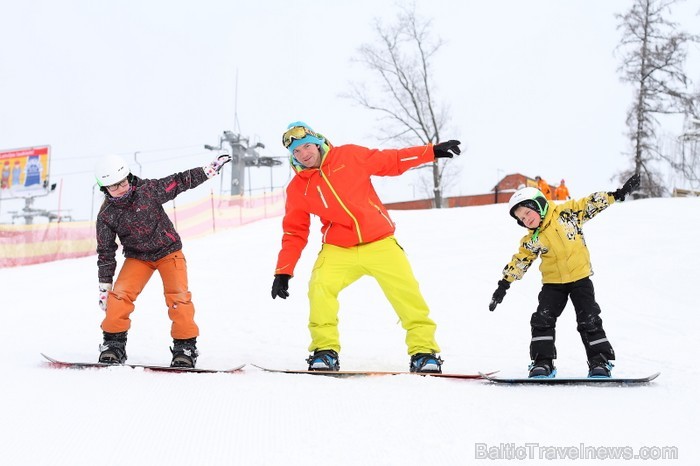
[96,168,208,283]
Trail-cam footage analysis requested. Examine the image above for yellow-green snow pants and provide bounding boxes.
[307,236,440,355]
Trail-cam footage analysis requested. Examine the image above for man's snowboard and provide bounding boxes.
[480,371,660,385]
[41,353,245,374]
[251,364,495,379]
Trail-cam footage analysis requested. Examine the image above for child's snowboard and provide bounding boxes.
[480,371,660,385]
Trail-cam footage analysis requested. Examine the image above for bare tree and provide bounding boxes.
[344,4,456,208]
[615,0,699,197]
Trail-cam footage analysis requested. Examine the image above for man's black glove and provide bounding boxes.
[608,173,640,202]
[488,279,510,312]
[433,140,461,158]
[271,274,291,299]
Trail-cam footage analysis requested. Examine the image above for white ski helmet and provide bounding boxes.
[508,186,549,227]
[95,155,130,187]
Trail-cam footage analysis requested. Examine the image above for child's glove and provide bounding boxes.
[608,173,640,201]
[433,140,462,158]
[98,283,112,312]
[203,154,232,178]
[488,280,510,311]
[271,274,291,299]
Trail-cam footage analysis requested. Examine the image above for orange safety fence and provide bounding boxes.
[0,190,286,268]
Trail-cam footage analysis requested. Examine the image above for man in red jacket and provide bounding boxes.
[271,121,461,373]
[535,175,553,200]
[555,179,571,200]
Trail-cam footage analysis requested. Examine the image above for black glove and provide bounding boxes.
[433,140,461,158]
[608,173,640,201]
[488,280,510,312]
[271,274,291,299]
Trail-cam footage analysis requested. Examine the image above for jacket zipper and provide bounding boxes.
[319,170,363,243]
[322,222,332,243]
[370,200,394,228]
[316,186,329,208]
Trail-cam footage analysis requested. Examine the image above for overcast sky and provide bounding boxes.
[1,0,698,221]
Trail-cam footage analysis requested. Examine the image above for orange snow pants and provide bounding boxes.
[101,250,199,339]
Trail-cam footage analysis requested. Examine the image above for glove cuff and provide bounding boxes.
[99,282,113,292]
[608,190,623,202]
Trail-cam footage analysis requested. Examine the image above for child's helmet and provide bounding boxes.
[508,187,549,227]
[94,155,130,187]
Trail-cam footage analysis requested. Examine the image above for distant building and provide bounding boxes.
[385,173,551,210]
[672,188,700,197]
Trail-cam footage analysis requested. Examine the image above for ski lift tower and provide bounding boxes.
[204,131,270,196]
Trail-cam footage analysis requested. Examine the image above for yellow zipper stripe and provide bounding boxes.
[319,170,363,243]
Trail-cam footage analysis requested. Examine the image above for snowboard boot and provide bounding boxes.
[528,360,556,378]
[588,355,614,378]
[409,352,443,373]
[99,331,128,364]
[170,337,199,368]
[306,349,339,371]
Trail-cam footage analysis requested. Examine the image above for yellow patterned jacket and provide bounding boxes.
[501,192,616,285]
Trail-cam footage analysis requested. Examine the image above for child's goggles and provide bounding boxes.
[282,126,320,149]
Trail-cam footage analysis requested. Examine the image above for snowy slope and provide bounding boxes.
[2,197,699,465]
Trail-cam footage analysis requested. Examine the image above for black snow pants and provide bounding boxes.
[530,277,614,364]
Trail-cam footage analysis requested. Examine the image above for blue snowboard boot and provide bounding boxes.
[528,360,556,378]
[306,349,339,371]
[410,353,443,373]
[588,357,614,378]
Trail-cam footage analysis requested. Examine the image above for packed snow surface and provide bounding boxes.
[2,198,698,465]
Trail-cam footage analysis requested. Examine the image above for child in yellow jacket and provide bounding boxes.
[488,174,640,378]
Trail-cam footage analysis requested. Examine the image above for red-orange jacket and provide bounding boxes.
[275,143,435,276]
[555,184,570,200]
[537,178,553,200]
